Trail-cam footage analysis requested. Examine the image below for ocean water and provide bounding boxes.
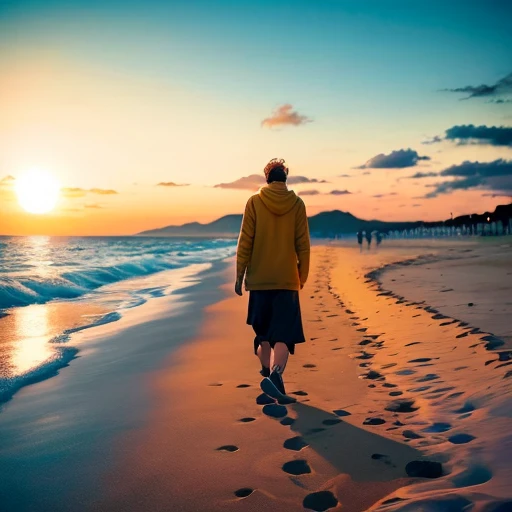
[0,236,237,404]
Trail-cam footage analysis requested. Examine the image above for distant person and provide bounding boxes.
[365,230,372,250]
[235,158,310,402]
[376,232,382,248]
[357,231,363,252]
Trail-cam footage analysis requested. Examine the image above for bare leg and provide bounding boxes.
[273,342,290,373]
[257,342,272,371]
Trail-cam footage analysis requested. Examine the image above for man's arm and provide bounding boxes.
[295,199,310,288]
[236,197,256,286]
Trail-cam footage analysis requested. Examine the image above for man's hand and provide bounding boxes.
[235,278,243,296]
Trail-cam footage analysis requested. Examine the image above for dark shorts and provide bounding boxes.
[247,290,306,355]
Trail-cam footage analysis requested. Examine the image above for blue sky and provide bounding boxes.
[1,0,511,234]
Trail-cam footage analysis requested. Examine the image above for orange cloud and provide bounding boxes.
[215,174,326,191]
[61,187,118,198]
[261,104,312,128]
[156,182,189,187]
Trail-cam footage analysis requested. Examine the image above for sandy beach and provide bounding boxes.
[1,240,511,511]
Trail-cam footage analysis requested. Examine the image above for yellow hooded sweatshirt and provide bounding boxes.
[236,181,310,291]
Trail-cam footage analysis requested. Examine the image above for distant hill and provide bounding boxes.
[136,203,512,238]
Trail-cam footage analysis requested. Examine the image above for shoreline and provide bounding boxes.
[0,259,232,511]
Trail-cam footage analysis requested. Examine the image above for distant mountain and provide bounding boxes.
[138,215,243,237]
[136,203,512,238]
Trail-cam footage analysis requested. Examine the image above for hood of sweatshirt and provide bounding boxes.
[258,182,299,216]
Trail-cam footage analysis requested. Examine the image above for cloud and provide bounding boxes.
[89,188,118,195]
[157,182,189,187]
[84,203,103,209]
[338,174,352,178]
[298,189,352,197]
[482,192,512,198]
[422,135,443,145]
[329,189,352,195]
[442,72,512,100]
[261,104,312,128]
[424,159,512,198]
[214,174,326,190]
[425,124,512,147]
[288,176,327,185]
[61,187,118,198]
[372,192,398,198]
[403,171,439,179]
[412,204,422,207]
[445,125,512,146]
[356,149,431,169]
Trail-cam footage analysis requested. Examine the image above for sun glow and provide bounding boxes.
[15,169,60,214]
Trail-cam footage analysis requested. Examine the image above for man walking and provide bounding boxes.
[235,158,310,402]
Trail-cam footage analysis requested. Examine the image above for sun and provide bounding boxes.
[15,169,60,214]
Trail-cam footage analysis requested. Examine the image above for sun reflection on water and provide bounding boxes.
[11,304,54,376]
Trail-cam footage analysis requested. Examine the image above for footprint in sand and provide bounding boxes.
[359,339,372,346]
[422,422,452,433]
[364,370,383,380]
[389,391,403,397]
[364,417,386,426]
[448,433,476,444]
[371,453,396,467]
[416,374,439,383]
[307,427,326,434]
[333,409,352,417]
[403,430,424,439]
[262,404,288,418]
[303,364,317,368]
[405,341,421,347]
[236,384,251,388]
[283,436,309,451]
[408,386,431,393]
[208,383,223,387]
[291,390,308,396]
[282,460,311,475]
[217,445,238,452]
[303,491,338,511]
[357,327,368,332]
[396,369,416,376]
[405,460,443,478]
[322,418,342,426]
[451,465,492,487]
[332,347,342,351]
[239,417,256,423]
[408,358,433,363]
[385,399,418,413]
[280,417,295,426]
[234,488,254,498]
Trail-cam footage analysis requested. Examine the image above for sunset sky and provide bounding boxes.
[1,0,511,235]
